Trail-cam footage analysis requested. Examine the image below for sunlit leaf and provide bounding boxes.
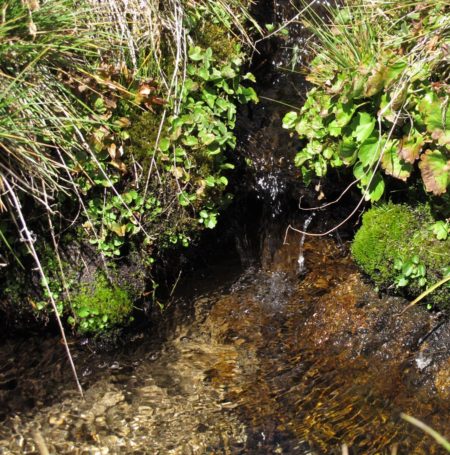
[431,221,448,240]
[398,131,424,163]
[366,172,385,202]
[381,140,412,181]
[352,112,376,143]
[282,111,298,129]
[358,136,381,167]
[418,149,450,195]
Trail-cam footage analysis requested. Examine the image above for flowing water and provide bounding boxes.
[297,214,315,274]
[0,232,449,454]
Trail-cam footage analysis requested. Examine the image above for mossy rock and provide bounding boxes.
[351,202,450,310]
[70,273,133,334]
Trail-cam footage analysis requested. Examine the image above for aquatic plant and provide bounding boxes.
[351,203,450,310]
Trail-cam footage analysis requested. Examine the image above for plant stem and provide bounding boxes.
[401,274,450,314]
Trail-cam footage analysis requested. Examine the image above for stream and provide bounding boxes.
[0,0,449,453]
[0,233,449,454]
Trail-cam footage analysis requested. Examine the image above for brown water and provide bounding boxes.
[0,233,449,454]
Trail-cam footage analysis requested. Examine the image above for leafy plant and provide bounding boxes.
[69,273,133,334]
[158,44,257,227]
[84,190,162,257]
[394,256,427,289]
[282,0,450,202]
[0,0,258,337]
[430,220,449,240]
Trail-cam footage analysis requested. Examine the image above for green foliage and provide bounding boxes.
[0,0,258,334]
[352,203,450,310]
[393,256,427,289]
[84,190,162,257]
[282,0,450,202]
[157,45,257,228]
[69,273,133,334]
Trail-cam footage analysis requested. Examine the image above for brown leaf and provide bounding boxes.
[26,0,40,11]
[108,143,118,160]
[364,63,386,97]
[398,134,423,163]
[110,159,127,173]
[104,97,117,110]
[418,149,450,195]
[138,83,156,97]
[381,141,412,182]
[115,117,131,128]
[150,96,166,105]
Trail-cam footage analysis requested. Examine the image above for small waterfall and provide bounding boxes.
[297,213,315,274]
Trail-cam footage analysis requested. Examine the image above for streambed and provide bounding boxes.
[0,233,448,454]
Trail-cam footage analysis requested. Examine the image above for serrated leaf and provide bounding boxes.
[417,91,450,146]
[418,149,450,195]
[381,140,412,181]
[398,131,424,163]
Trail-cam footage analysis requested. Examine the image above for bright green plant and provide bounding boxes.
[430,220,449,241]
[394,256,427,289]
[84,190,162,257]
[282,0,450,202]
[352,203,450,310]
[69,273,133,334]
[158,44,257,227]
[0,0,258,337]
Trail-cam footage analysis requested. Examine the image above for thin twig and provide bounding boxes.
[3,177,83,397]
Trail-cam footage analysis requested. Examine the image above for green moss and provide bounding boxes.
[70,273,133,334]
[193,22,240,63]
[352,202,450,310]
[128,111,162,171]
